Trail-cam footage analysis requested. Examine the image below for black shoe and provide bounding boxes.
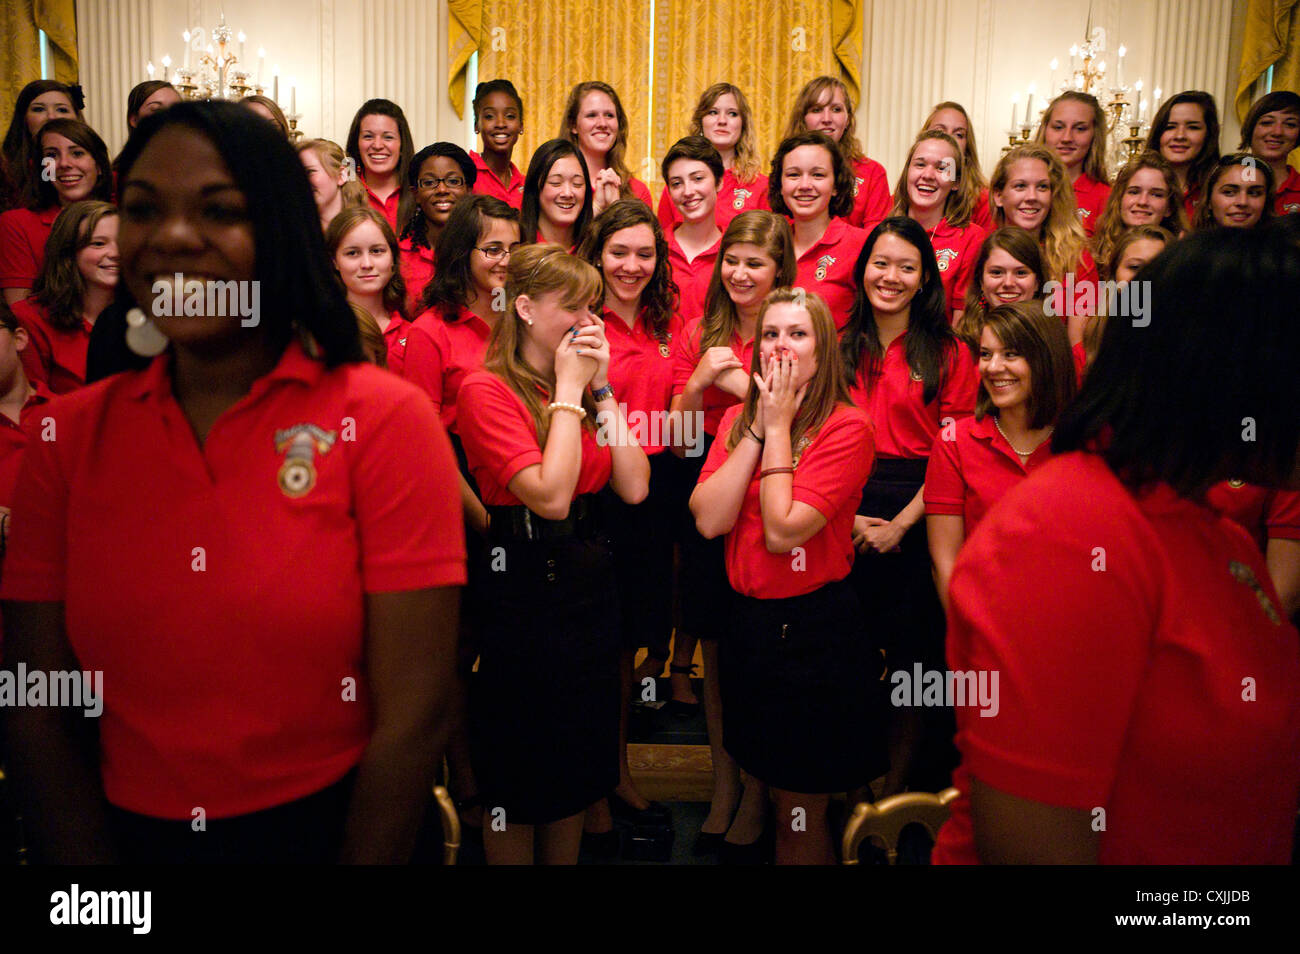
[666,664,701,718]
[581,828,623,861]
[693,829,726,856]
[719,826,771,865]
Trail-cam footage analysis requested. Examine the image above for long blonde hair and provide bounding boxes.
[917,101,988,199]
[726,288,851,452]
[484,244,604,445]
[890,130,973,229]
[1034,91,1111,184]
[298,138,367,210]
[989,144,1086,281]
[690,83,762,184]
[782,76,865,165]
[560,81,638,197]
[699,211,797,353]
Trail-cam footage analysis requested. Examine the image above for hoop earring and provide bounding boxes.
[125,307,168,357]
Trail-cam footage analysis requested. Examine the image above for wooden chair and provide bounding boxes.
[841,787,960,865]
[432,784,461,865]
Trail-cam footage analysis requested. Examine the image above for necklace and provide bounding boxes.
[994,415,1051,462]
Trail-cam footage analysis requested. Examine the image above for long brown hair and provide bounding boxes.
[1144,91,1221,200]
[690,83,762,184]
[890,130,973,228]
[1091,151,1186,264]
[561,81,638,197]
[324,205,409,320]
[699,210,796,353]
[726,288,851,452]
[241,95,290,136]
[484,244,604,445]
[1034,91,1111,184]
[1082,224,1173,365]
[26,120,112,211]
[975,300,1076,430]
[956,227,1048,345]
[576,199,677,342]
[988,144,1086,281]
[31,200,117,331]
[782,76,865,164]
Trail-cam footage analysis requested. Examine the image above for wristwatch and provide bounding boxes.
[591,382,615,403]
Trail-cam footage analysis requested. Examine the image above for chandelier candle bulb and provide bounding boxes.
[1050,58,1058,92]
[1117,45,1125,87]
[146,61,155,80]
[290,81,296,115]
[273,66,279,104]
[238,31,246,63]
[183,30,191,69]
[258,47,265,83]
[1010,94,1018,132]
[1025,87,1035,127]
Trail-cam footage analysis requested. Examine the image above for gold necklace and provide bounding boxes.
[994,415,1051,461]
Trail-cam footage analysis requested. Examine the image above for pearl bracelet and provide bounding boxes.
[548,401,587,419]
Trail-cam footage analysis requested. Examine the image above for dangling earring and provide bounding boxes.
[125,307,169,357]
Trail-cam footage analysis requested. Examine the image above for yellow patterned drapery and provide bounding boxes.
[35,0,77,81]
[2,0,77,133]
[1237,0,1300,163]
[448,0,483,120]
[476,0,652,184]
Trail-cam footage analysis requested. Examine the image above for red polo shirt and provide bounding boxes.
[0,340,466,819]
[793,217,869,331]
[628,176,654,209]
[1274,165,1300,216]
[1072,340,1088,386]
[927,218,988,322]
[657,168,771,232]
[666,230,721,322]
[402,304,492,433]
[924,412,1052,532]
[471,150,524,209]
[1183,183,1202,224]
[671,316,753,436]
[847,156,892,229]
[10,298,92,394]
[1071,172,1111,236]
[701,403,875,598]
[0,205,60,289]
[1044,249,1101,321]
[457,369,613,505]
[360,173,402,231]
[0,381,53,508]
[398,237,436,314]
[934,451,1300,864]
[971,187,994,231]
[1206,480,1300,553]
[848,335,978,458]
[603,306,683,455]
[382,312,409,375]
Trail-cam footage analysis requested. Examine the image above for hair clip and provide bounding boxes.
[67,84,86,112]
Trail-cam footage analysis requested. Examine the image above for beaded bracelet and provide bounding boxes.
[760,466,794,479]
[548,401,587,419]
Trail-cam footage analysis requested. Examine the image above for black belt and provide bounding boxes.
[487,494,605,542]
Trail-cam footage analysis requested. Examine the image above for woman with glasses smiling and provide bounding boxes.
[399,143,477,312]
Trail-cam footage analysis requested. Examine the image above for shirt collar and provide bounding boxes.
[127,337,324,402]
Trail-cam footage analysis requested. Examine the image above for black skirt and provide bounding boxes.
[676,431,732,641]
[848,457,946,672]
[470,525,622,825]
[721,578,889,794]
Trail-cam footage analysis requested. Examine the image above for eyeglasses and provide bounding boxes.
[418,175,466,190]
[475,243,519,263]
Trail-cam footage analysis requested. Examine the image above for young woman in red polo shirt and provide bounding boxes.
[659,83,769,232]
[125,81,180,135]
[520,139,601,251]
[920,102,993,231]
[843,216,978,795]
[10,200,116,394]
[1194,153,1274,231]
[0,301,51,557]
[457,243,649,864]
[1145,91,1222,222]
[954,227,1048,344]
[2,101,466,864]
[926,300,1076,609]
[783,76,890,229]
[692,288,883,865]
[1207,481,1300,618]
[298,139,366,234]
[988,144,1097,343]
[1,80,82,213]
[1240,90,1300,215]
[471,80,525,210]
[662,136,723,322]
[398,143,476,310]
[770,130,868,330]
[1035,92,1112,235]
[670,209,796,856]
[577,198,687,837]
[1078,225,1173,377]
[934,227,1300,864]
[326,206,410,373]
[345,99,415,233]
[892,131,987,325]
[1090,151,1186,266]
[0,119,112,305]
[560,81,653,209]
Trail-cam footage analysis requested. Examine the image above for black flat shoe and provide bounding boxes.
[719,824,773,865]
[693,830,726,856]
[666,663,701,718]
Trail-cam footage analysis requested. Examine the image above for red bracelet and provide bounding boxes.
[759,466,794,479]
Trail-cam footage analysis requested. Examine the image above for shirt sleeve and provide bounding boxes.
[950,225,987,312]
[947,480,1158,808]
[630,178,654,209]
[939,341,978,422]
[0,212,38,288]
[862,160,893,223]
[790,410,874,519]
[1266,490,1300,541]
[456,373,543,491]
[349,376,466,591]
[0,406,69,601]
[923,427,967,516]
[399,316,448,416]
[671,322,700,398]
[656,187,677,232]
[13,304,51,387]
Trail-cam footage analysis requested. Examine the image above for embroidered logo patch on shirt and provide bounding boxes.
[275,424,338,498]
[1285,203,1300,214]
[732,188,752,210]
[1076,207,1092,221]
[815,254,836,281]
[935,247,958,272]
[852,176,864,197]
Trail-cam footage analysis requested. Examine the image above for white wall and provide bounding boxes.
[79,0,1245,178]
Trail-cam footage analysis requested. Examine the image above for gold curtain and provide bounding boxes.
[35,0,77,81]
[1,0,77,132]
[1237,0,1300,117]
[448,0,483,119]
[476,0,652,182]
[832,0,863,103]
